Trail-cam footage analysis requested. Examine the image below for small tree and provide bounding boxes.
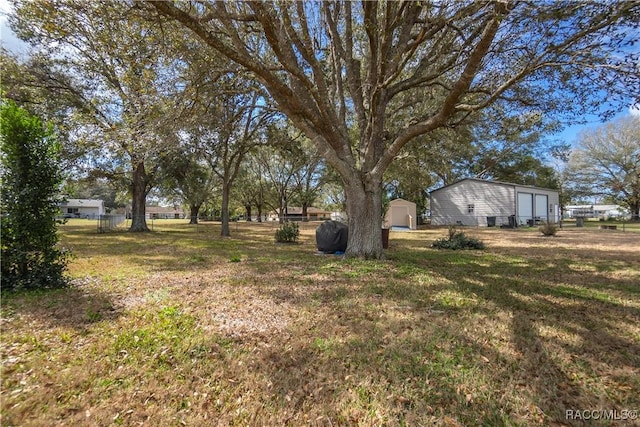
[274,221,300,243]
[1,101,68,291]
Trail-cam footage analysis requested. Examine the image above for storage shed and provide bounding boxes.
[429,178,560,227]
[384,198,417,230]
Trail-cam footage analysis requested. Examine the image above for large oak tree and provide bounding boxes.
[149,1,638,258]
[11,0,183,232]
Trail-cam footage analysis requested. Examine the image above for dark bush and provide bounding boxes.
[432,226,485,250]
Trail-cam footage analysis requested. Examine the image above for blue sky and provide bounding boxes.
[1,0,637,149]
[554,107,639,148]
[0,0,28,56]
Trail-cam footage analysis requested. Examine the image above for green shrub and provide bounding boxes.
[432,226,485,250]
[1,101,69,291]
[275,221,299,243]
[538,222,558,236]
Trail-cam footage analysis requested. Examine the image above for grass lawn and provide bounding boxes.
[2,219,639,426]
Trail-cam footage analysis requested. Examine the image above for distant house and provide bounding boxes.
[59,199,105,219]
[145,206,185,219]
[384,198,417,229]
[270,206,332,221]
[429,178,560,227]
[565,204,628,219]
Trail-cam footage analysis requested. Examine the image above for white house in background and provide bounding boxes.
[145,205,185,219]
[565,204,628,219]
[384,198,418,229]
[429,178,560,227]
[59,199,105,219]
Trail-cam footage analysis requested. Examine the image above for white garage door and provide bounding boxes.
[535,194,548,221]
[517,192,533,225]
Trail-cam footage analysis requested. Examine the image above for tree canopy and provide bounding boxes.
[10,0,186,231]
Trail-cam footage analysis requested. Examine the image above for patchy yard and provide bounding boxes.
[2,220,639,426]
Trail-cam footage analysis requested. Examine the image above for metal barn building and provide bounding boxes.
[429,178,560,227]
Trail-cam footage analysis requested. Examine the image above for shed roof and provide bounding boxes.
[389,198,416,206]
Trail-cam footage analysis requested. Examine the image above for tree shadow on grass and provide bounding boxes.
[436,253,640,423]
[60,223,313,274]
[237,248,640,425]
[1,279,122,331]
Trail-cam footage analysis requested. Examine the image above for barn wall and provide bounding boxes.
[430,179,561,227]
[430,180,514,226]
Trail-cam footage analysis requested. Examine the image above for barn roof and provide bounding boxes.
[429,178,559,194]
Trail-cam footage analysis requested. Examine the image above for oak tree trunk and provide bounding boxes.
[278,194,287,224]
[343,175,384,259]
[129,161,150,232]
[256,203,263,222]
[221,181,231,236]
[189,204,200,224]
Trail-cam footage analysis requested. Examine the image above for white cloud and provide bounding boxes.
[630,104,640,117]
[0,0,29,55]
[0,0,11,14]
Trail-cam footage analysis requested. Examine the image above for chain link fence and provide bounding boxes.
[97,214,126,233]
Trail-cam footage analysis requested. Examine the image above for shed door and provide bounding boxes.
[517,192,533,225]
[391,206,408,227]
[535,194,548,221]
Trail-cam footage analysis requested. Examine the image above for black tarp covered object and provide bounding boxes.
[316,220,348,253]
